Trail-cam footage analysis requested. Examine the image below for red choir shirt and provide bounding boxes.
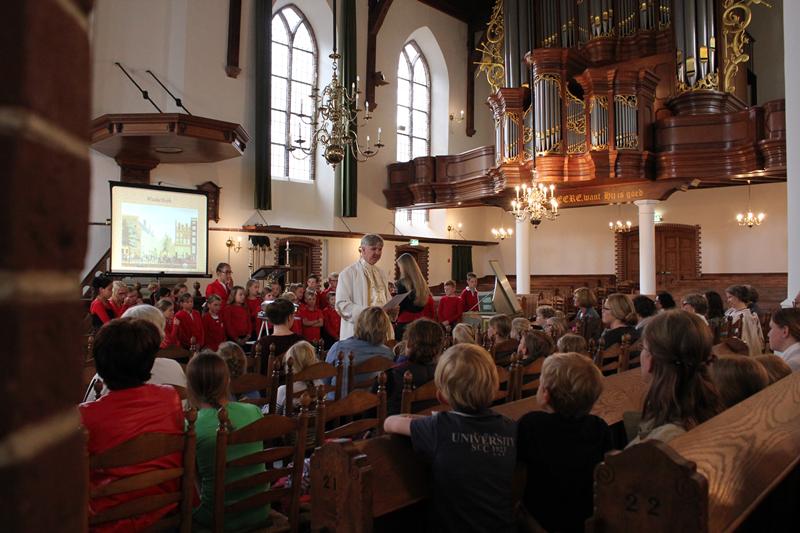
[296,304,323,342]
[80,384,184,533]
[90,298,115,326]
[161,318,180,349]
[223,304,251,341]
[108,300,129,319]
[317,287,332,310]
[245,297,262,336]
[397,294,436,324]
[291,315,304,337]
[460,287,479,313]
[437,295,463,325]
[205,280,229,310]
[203,312,226,351]
[175,309,204,350]
[323,307,341,341]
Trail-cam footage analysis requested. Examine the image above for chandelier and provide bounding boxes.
[510,175,558,226]
[490,227,513,240]
[289,0,382,166]
[608,204,632,233]
[736,180,765,227]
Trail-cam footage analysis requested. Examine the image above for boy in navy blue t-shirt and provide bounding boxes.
[384,344,516,533]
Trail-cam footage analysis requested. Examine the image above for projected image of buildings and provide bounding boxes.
[120,202,198,270]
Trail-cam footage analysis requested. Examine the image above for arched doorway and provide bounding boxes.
[616,224,701,288]
[394,245,430,283]
[273,236,322,285]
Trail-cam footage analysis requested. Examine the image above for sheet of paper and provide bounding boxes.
[383,291,410,310]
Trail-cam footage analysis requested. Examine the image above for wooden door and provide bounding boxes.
[287,245,311,284]
[617,225,700,289]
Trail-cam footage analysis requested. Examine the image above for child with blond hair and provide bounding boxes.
[384,344,516,533]
[275,341,323,415]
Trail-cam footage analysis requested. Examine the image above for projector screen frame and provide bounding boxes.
[109,181,211,278]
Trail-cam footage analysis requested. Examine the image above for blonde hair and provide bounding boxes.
[510,317,532,340]
[280,292,298,303]
[556,333,588,354]
[354,307,392,345]
[573,287,597,308]
[111,280,129,300]
[452,323,476,345]
[604,293,637,325]
[540,352,603,417]
[285,341,318,373]
[218,341,247,379]
[396,253,430,307]
[435,344,498,412]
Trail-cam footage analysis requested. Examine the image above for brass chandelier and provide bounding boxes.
[736,180,765,228]
[510,172,559,226]
[608,204,632,233]
[289,0,383,166]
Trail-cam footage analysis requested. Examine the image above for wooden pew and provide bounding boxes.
[588,371,800,532]
[311,369,648,532]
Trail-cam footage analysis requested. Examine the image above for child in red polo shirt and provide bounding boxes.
[156,299,181,349]
[296,289,323,343]
[223,285,251,345]
[175,293,204,350]
[244,280,262,338]
[460,272,480,313]
[203,295,226,351]
[322,292,340,348]
[438,280,463,330]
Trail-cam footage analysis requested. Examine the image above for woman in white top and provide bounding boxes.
[273,341,323,415]
[767,308,800,371]
[724,285,764,356]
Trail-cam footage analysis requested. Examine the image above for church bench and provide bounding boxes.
[310,369,648,532]
[588,371,800,532]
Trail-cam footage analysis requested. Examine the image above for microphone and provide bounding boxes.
[146,70,193,115]
[115,62,162,113]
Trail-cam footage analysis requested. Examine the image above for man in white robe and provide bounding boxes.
[336,234,393,339]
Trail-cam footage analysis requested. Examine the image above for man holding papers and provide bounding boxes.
[336,234,400,339]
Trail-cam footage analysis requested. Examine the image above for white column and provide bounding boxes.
[785,1,800,305]
[635,200,659,296]
[515,217,531,295]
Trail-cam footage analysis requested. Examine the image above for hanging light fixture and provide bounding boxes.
[608,204,633,233]
[289,0,383,166]
[736,180,765,228]
[510,172,559,226]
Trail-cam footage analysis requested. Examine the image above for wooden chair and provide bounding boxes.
[624,338,644,370]
[88,410,197,533]
[346,353,396,394]
[284,355,344,416]
[593,335,632,375]
[230,372,275,411]
[315,374,387,445]
[515,356,545,400]
[156,345,193,362]
[494,364,515,402]
[400,372,439,414]
[212,401,310,533]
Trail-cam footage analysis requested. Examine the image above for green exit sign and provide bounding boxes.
[409,239,420,246]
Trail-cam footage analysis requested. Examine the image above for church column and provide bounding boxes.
[635,200,658,296]
[515,217,531,295]
[786,0,800,304]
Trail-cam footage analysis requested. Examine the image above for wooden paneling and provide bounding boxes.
[617,224,701,286]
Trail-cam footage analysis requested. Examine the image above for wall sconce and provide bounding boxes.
[449,110,465,123]
[491,227,513,240]
[447,222,464,239]
[225,236,242,262]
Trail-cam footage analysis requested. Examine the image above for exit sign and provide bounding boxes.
[409,239,420,246]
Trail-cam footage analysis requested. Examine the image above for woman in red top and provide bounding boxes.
[155,299,180,349]
[322,291,341,348]
[175,292,204,350]
[394,253,436,340]
[244,279,262,337]
[203,294,226,351]
[80,318,184,533]
[223,285,251,345]
[296,289,324,343]
[90,275,116,330]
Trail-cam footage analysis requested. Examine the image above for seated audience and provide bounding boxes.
[533,305,556,329]
[544,316,568,342]
[275,341,324,414]
[218,341,259,401]
[84,305,187,401]
[725,284,764,355]
[488,314,517,366]
[437,280,463,329]
[325,306,393,394]
[517,352,612,533]
[681,293,709,325]
[629,310,722,445]
[175,292,204,350]
[384,318,444,414]
[767,308,800,371]
[711,355,770,408]
[705,290,726,330]
[395,253,436,339]
[203,294,226,351]
[655,291,676,310]
[383,344,517,533]
[746,284,763,317]
[517,330,555,367]
[80,318,184,531]
[393,340,407,360]
[632,295,657,331]
[572,287,602,340]
[296,288,324,343]
[222,285,251,345]
[557,333,589,355]
[600,293,640,347]
[452,323,476,345]
[90,275,116,329]
[755,354,792,384]
[187,351,268,532]
[510,317,532,340]
[155,298,180,349]
[257,298,303,369]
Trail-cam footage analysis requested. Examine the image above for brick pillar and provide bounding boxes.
[0,1,92,531]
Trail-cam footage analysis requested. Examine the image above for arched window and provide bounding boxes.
[271,6,318,181]
[396,41,431,162]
